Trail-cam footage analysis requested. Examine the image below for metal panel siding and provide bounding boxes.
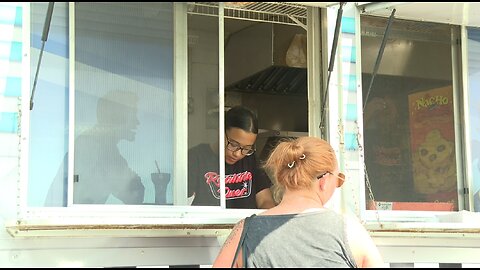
[0,112,18,133]
[4,77,21,97]
[343,74,357,92]
[344,132,358,151]
[0,3,22,133]
[9,41,22,61]
[341,16,355,34]
[0,5,22,26]
[341,16,358,151]
[0,235,221,267]
[341,45,356,63]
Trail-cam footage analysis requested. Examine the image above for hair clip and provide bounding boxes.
[287,161,295,168]
[299,154,306,160]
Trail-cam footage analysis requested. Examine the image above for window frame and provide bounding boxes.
[20,1,480,237]
[350,4,480,230]
[17,2,269,236]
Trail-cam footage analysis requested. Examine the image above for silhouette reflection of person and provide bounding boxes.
[44,90,145,206]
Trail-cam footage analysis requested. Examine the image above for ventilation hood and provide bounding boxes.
[225,22,307,96]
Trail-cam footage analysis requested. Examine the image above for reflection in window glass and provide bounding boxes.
[29,2,69,207]
[467,27,480,212]
[42,2,174,206]
[361,16,458,211]
[187,14,220,207]
[73,2,174,205]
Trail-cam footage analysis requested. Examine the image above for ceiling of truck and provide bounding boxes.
[189,2,309,26]
[357,2,480,28]
[294,2,480,28]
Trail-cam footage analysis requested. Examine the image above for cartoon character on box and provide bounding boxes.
[412,129,457,201]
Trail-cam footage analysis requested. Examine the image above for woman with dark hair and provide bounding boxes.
[188,106,276,209]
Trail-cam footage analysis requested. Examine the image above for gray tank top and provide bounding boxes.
[241,209,357,268]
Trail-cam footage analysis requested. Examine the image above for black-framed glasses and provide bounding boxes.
[225,134,256,156]
[317,172,346,188]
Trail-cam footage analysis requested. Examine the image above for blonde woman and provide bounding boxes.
[213,136,384,268]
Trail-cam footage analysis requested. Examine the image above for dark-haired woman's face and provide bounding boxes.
[224,127,257,165]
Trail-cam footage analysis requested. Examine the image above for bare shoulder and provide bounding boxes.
[226,219,245,243]
[343,213,384,267]
[212,218,246,268]
[342,213,373,244]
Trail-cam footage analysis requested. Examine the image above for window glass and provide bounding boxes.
[361,16,458,211]
[187,14,220,207]
[29,2,69,206]
[467,27,480,212]
[72,2,174,205]
[185,15,308,209]
[38,2,175,206]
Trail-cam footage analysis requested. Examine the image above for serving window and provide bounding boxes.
[20,2,313,230]
[27,2,176,208]
[360,15,463,213]
[19,2,480,236]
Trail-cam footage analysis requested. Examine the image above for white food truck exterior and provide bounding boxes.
[0,2,480,267]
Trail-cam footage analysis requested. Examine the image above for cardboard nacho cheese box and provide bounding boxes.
[408,86,457,208]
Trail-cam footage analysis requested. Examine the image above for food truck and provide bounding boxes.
[0,2,480,267]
